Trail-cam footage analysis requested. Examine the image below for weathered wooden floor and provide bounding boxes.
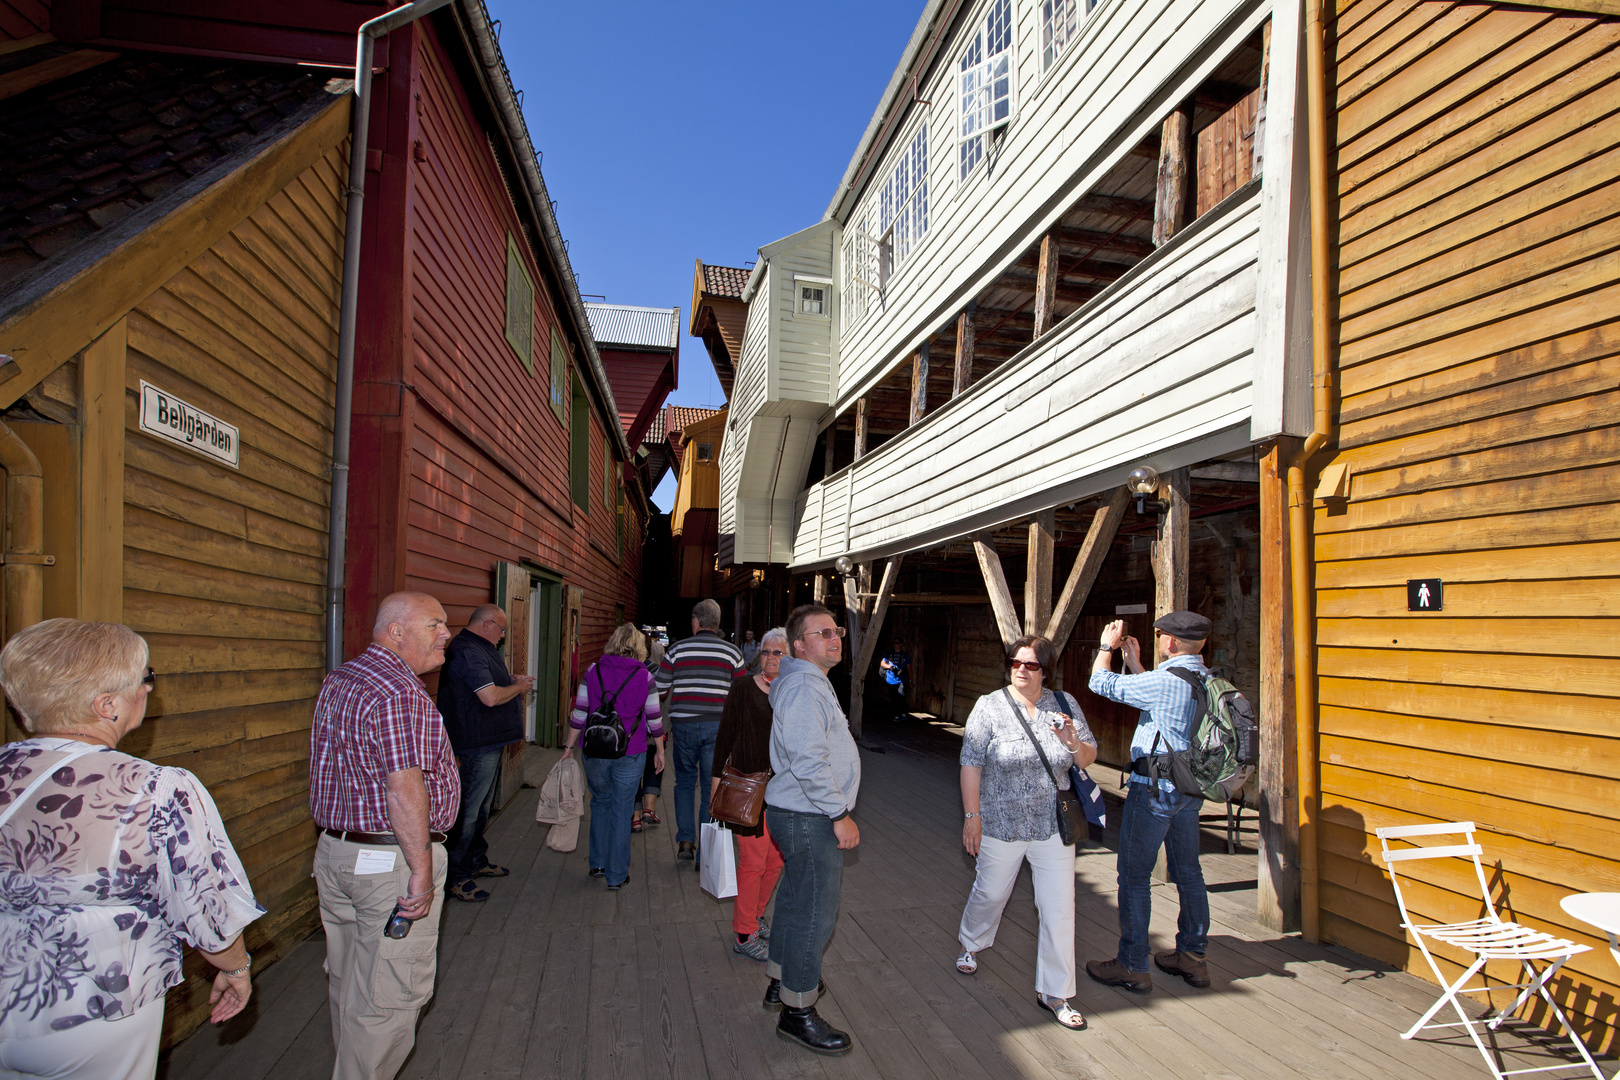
[163,719,1608,1080]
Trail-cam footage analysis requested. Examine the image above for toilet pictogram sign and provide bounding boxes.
[1407,579,1443,611]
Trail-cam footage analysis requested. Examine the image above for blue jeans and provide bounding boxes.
[765,806,844,1007]
[584,752,644,887]
[672,720,719,843]
[446,747,503,884]
[1115,781,1209,972]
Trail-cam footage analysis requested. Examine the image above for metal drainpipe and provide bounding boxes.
[325,0,456,671]
[1288,0,1337,944]
[0,421,46,643]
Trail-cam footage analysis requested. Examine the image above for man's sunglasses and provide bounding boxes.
[800,627,846,641]
[1008,660,1044,673]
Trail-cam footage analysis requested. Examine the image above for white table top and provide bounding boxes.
[1561,892,1620,935]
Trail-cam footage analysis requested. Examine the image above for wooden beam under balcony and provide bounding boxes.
[1073,193,1155,221]
[953,304,975,398]
[1154,101,1194,247]
[1033,230,1061,339]
[1057,226,1156,261]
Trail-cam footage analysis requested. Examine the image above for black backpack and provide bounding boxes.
[582,665,643,759]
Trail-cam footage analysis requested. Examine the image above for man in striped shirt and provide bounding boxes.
[657,598,745,862]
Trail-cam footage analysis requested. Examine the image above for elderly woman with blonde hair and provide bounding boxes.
[0,619,263,1080]
[562,623,665,890]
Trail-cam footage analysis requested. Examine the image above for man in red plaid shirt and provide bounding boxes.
[310,591,460,1080]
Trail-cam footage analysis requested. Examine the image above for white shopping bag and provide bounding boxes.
[699,819,738,899]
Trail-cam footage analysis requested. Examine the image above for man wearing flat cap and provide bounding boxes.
[1084,610,1215,994]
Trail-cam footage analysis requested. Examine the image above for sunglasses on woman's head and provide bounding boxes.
[1009,660,1043,672]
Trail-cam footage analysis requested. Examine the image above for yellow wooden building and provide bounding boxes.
[0,50,350,1040]
[1305,0,1620,1050]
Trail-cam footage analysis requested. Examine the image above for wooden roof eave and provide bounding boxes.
[0,87,351,409]
[452,5,631,464]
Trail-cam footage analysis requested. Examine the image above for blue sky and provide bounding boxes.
[488,1,923,509]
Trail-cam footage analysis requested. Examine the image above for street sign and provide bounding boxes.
[1407,579,1442,611]
[139,381,240,468]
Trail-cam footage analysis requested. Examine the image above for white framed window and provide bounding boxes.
[879,122,929,269]
[959,0,1014,182]
[1041,0,1098,73]
[841,210,877,332]
[799,284,826,315]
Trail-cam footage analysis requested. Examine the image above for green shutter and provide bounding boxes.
[503,235,534,375]
[549,328,567,422]
[570,372,590,511]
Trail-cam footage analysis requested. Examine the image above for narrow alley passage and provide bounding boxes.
[162,722,1587,1080]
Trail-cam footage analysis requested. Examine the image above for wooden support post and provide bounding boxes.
[813,572,827,605]
[952,303,976,398]
[1257,439,1299,931]
[842,570,864,729]
[1024,509,1055,635]
[733,593,745,641]
[1153,102,1194,247]
[824,425,836,476]
[972,532,1022,652]
[1032,229,1061,339]
[854,397,869,460]
[79,317,126,624]
[852,556,904,710]
[1045,487,1130,656]
[910,341,929,426]
[1151,467,1190,664]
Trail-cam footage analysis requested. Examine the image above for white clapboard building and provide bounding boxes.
[716,0,1309,571]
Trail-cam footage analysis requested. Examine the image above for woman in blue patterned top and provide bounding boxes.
[0,619,263,1080]
[955,634,1097,1030]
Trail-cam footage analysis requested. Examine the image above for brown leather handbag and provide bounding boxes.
[711,759,771,828]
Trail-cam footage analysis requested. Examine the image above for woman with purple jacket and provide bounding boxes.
[561,623,664,890]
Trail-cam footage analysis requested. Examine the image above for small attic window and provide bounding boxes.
[800,284,826,315]
[696,442,714,463]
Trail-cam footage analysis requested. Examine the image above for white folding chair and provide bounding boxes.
[1376,821,1603,1079]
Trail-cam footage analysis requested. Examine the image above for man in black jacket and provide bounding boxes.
[437,604,534,901]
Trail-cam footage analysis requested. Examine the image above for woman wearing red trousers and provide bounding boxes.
[712,626,788,961]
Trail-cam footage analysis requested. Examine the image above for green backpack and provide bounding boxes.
[1137,668,1258,802]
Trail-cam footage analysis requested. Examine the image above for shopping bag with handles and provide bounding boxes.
[699,819,738,899]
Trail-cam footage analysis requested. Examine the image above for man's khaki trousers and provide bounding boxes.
[314,833,448,1080]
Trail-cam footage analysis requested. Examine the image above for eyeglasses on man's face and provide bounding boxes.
[1009,660,1043,673]
[800,627,846,641]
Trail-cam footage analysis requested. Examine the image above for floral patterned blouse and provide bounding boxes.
[960,688,1097,843]
[0,737,263,1039]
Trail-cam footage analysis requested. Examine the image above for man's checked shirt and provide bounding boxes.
[1089,653,1209,793]
[310,643,460,833]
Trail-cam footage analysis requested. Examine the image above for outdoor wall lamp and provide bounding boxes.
[834,556,854,576]
[1127,465,1169,518]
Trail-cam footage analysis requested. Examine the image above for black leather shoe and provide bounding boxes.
[677,841,695,860]
[763,978,826,1012]
[777,1005,851,1055]
[588,867,605,878]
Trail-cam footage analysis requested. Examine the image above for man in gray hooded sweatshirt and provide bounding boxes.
[762,603,861,1055]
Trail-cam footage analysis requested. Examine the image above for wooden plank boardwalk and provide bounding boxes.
[162,720,1610,1080]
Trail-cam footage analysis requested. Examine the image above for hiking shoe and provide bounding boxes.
[447,879,490,902]
[1155,949,1210,987]
[1086,957,1151,993]
[474,862,510,878]
[733,933,769,963]
[756,916,770,941]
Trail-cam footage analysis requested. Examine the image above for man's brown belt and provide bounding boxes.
[320,827,448,845]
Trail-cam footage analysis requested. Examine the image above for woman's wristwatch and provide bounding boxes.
[224,956,252,977]
[964,811,979,819]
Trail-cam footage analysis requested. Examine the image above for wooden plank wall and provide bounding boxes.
[114,141,348,1045]
[404,24,638,676]
[0,0,47,40]
[1196,87,1261,215]
[1317,0,1620,1048]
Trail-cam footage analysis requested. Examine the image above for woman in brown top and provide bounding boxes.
[711,626,788,962]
